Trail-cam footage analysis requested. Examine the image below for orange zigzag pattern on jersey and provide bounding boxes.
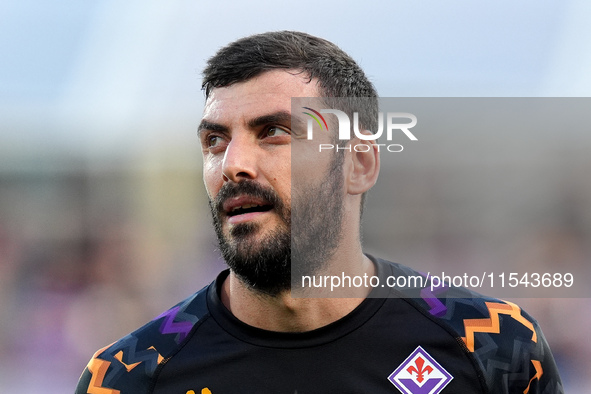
[87,344,120,394]
[461,301,537,352]
[113,346,163,372]
[114,351,141,372]
[523,360,543,394]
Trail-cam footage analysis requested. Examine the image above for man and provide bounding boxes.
[76,31,563,393]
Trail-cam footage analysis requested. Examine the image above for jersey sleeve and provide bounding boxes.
[516,318,564,394]
[74,336,164,394]
[75,289,208,394]
[457,300,564,393]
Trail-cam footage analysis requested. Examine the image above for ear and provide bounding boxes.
[345,135,380,196]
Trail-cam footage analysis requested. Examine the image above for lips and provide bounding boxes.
[223,196,273,218]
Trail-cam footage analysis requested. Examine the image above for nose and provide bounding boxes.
[221,134,258,182]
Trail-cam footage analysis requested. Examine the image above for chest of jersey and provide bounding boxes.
[152,298,484,394]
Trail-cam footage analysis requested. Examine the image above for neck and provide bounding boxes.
[220,250,375,332]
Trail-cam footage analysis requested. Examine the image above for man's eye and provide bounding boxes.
[266,126,289,137]
[207,135,222,147]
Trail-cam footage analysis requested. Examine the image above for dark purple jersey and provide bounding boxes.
[75,256,563,394]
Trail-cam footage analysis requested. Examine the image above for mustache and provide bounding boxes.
[210,180,285,214]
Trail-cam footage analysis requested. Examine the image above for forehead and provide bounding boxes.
[202,70,320,123]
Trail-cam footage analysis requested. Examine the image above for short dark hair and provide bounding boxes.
[202,31,378,132]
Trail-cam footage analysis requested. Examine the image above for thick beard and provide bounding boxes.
[209,181,291,296]
[208,153,344,297]
[291,153,345,288]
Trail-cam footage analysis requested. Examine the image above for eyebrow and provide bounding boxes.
[197,120,228,136]
[198,110,298,136]
[247,111,291,129]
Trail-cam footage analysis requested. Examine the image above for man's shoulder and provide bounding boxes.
[75,284,211,394]
[377,257,521,320]
[375,257,564,393]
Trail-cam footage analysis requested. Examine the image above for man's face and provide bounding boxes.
[199,70,344,295]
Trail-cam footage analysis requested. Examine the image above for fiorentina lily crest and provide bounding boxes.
[388,346,453,394]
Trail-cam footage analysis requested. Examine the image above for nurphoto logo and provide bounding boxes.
[302,107,418,153]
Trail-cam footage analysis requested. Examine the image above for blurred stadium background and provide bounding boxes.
[1,1,590,392]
